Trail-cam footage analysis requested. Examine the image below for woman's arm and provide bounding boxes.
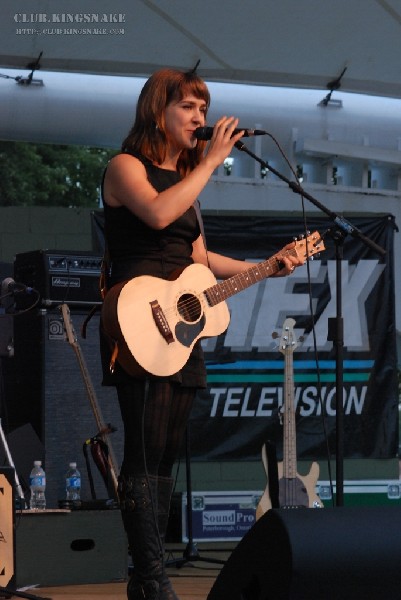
[191,236,302,278]
[103,117,244,230]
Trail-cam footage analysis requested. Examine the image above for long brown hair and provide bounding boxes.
[121,68,210,177]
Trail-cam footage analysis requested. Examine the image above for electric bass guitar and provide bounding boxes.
[256,318,323,518]
[61,303,119,498]
[102,232,325,377]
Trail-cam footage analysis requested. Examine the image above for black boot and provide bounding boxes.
[157,476,179,600]
[119,474,163,600]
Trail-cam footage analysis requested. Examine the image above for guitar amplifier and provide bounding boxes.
[14,249,103,307]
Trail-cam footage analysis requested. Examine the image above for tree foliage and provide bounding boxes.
[0,141,116,207]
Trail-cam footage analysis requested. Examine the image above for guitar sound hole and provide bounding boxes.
[177,294,201,323]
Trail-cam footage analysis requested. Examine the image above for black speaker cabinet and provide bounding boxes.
[16,509,127,586]
[0,467,16,591]
[9,308,123,508]
[207,506,401,600]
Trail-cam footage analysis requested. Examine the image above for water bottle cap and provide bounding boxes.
[34,460,42,466]
[69,462,77,468]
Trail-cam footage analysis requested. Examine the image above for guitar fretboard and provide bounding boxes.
[204,249,297,306]
[283,345,297,479]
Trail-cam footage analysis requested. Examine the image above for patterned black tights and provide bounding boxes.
[116,380,196,478]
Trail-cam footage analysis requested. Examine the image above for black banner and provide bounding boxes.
[190,214,398,461]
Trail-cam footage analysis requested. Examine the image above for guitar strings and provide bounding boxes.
[156,247,297,324]
[282,337,302,508]
[125,239,317,343]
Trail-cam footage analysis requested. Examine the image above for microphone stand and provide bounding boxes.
[0,419,25,506]
[166,424,225,569]
[234,140,386,505]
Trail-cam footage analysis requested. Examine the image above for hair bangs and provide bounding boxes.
[167,73,210,112]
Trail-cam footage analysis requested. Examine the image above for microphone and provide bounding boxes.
[194,126,267,140]
[1,277,35,296]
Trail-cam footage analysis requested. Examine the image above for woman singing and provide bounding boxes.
[100,67,301,600]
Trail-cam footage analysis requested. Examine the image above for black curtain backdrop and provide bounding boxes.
[188,214,398,461]
[91,211,398,462]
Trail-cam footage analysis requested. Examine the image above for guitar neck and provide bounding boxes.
[60,304,119,496]
[283,349,297,479]
[205,251,288,307]
[278,318,298,480]
[72,343,106,434]
[71,342,119,495]
[204,232,324,307]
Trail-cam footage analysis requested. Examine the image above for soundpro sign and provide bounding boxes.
[181,491,260,542]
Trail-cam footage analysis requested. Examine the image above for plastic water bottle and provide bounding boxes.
[65,462,81,502]
[29,460,46,510]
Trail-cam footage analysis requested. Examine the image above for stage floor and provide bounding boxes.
[22,578,215,600]
[18,544,231,600]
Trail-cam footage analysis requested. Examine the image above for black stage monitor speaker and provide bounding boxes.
[207,506,401,600]
[16,509,127,587]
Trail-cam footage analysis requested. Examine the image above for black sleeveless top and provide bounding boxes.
[100,152,206,388]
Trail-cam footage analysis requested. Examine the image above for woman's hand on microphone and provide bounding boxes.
[203,116,244,170]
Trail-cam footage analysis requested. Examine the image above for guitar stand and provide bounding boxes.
[166,425,225,569]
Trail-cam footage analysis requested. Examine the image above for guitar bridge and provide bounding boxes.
[150,300,174,344]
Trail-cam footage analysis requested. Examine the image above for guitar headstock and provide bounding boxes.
[294,231,325,263]
[279,317,297,354]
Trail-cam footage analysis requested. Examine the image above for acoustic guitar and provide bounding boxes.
[102,232,325,377]
[256,317,323,518]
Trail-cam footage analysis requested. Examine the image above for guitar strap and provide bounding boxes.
[99,200,206,297]
[193,199,210,265]
[81,168,109,340]
[80,246,109,339]
[82,198,208,341]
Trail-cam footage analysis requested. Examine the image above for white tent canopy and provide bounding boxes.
[1,0,401,99]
